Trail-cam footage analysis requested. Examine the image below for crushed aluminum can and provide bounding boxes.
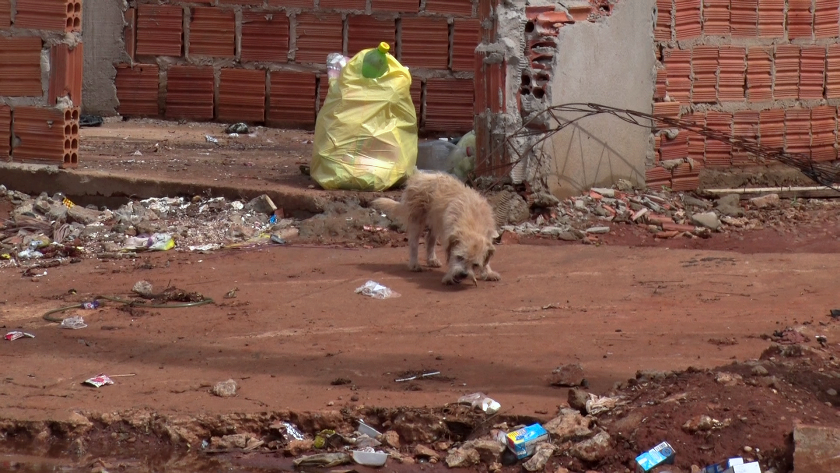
[504,424,549,460]
[704,457,744,473]
[61,316,87,330]
[84,374,114,388]
[82,300,100,310]
[635,441,676,472]
[5,331,35,341]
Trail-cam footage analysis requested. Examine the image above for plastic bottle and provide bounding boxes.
[361,42,390,79]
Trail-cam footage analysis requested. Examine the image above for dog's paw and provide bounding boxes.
[441,275,458,285]
[408,263,423,272]
[481,271,502,282]
[427,258,442,268]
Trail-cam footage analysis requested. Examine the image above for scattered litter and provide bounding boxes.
[352,449,388,467]
[293,452,352,468]
[355,280,400,299]
[703,457,744,473]
[395,371,439,383]
[457,392,501,414]
[17,249,44,260]
[585,393,621,415]
[5,331,35,341]
[61,316,87,330]
[81,300,100,310]
[205,135,219,144]
[313,429,336,449]
[725,462,761,473]
[830,309,840,318]
[270,234,286,245]
[357,421,381,438]
[635,441,675,472]
[504,424,549,460]
[276,421,305,441]
[79,115,104,128]
[225,122,249,134]
[188,244,222,252]
[84,374,114,388]
[123,233,175,252]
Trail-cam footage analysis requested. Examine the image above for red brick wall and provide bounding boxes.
[0,1,82,167]
[117,0,481,134]
[649,0,840,191]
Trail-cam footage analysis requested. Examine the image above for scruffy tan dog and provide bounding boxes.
[373,171,501,286]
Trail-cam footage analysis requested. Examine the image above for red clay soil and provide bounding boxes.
[78,118,316,191]
[1,241,839,469]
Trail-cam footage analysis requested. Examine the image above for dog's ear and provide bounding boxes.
[445,234,460,262]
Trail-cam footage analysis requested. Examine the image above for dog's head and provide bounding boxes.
[445,231,496,285]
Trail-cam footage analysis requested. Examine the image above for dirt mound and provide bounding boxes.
[2,340,836,473]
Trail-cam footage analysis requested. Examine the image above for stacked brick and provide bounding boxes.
[650,0,840,191]
[117,0,481,133]
[0,0,83,167]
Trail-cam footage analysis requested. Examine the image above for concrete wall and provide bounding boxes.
[80,0,124,116]
[545,0,656,196]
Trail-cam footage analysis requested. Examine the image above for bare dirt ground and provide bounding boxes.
[78,118,316,192]
[1,119,839,472]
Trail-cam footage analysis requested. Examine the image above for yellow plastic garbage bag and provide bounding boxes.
[311,46,418,191]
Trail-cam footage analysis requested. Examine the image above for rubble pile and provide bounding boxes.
[491,183,840,243]
[0,184,299,268]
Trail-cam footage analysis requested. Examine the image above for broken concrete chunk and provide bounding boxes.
[568,388,590,413]
[590,187,615,198]
[749,193,780,209]
[380,430,401,449]
[690,211,721,230]
[445,447,480,468]
[549,363,586,387]
[246,194,277,215]
[570,431,612,462]
[522,443,556,471]
[463,439,506,464]
[715,372,743,386]
[543,409,593,442]
[67,205,104,225]
[211,379,237,397]
[413,444,439,461]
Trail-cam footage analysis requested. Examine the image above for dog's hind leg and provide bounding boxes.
[425,229,442,267]
[406,223,423,272]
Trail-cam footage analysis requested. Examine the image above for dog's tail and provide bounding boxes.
[371,197,407,224]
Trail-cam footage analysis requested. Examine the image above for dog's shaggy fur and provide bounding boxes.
[373,172,500,286]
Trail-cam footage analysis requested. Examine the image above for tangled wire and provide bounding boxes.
[486,103,840,191]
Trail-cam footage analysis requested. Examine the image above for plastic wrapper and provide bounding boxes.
[457,392,501,414]
[311,47,417,191]
[84,374,114,388]
[355,280,400,299]
[61,316,87,330]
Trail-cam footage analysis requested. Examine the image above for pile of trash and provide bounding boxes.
[0,184,299,268]
[489,181,837,243]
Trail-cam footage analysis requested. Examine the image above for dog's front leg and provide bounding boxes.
[479,263,501,281]
[407,224,423,272]
[425,229,442,267]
